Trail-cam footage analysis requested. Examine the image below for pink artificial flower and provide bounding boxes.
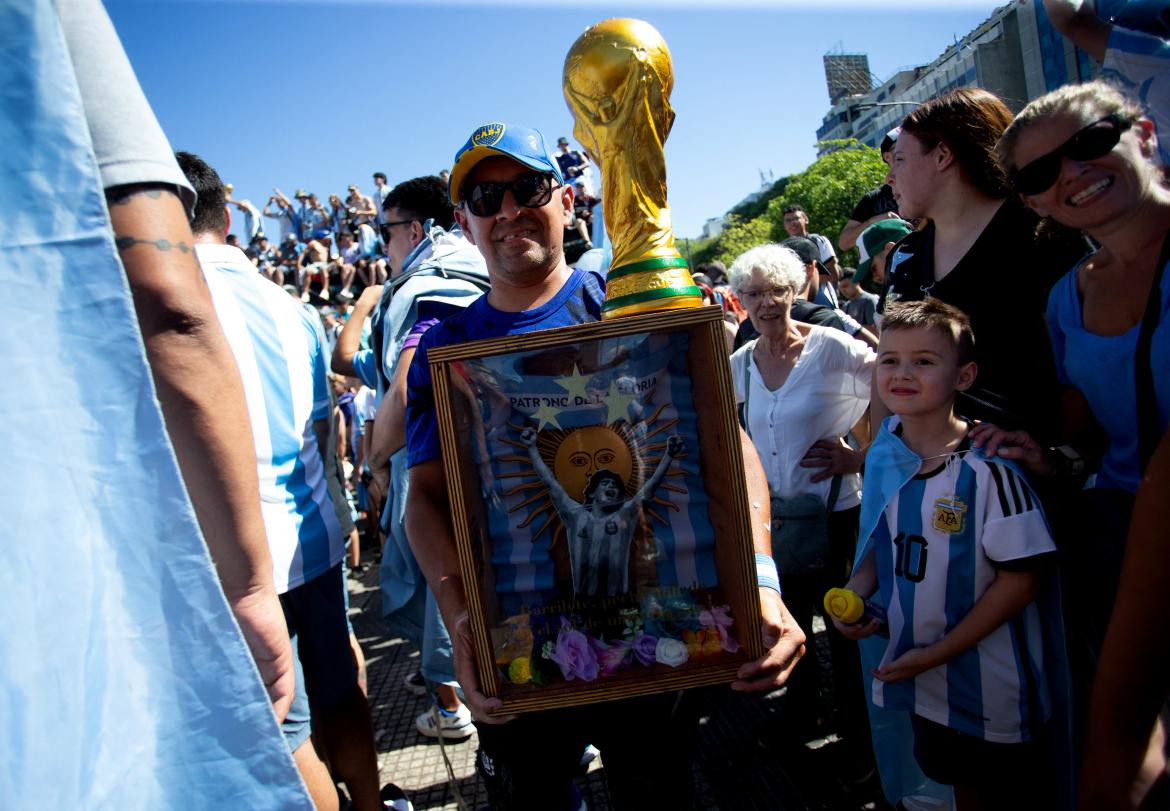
[589,637,633,676]
[699,605,740,653]
[549,618,599,682]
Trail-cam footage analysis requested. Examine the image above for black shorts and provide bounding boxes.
[279,564,356,712]
[911,714,1054,808]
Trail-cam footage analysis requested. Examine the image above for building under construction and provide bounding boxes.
[823,52,872,104]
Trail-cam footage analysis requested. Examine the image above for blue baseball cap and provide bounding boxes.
[448,122,563,205]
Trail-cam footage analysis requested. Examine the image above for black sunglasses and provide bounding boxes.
[465,172,559,217]
[378,219,414,243]
[1010,114,1132,195]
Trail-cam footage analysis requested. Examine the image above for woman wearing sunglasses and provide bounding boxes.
[991,79,1170,807]
[879,88,1087,438]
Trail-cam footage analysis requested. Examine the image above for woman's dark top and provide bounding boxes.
[879,197,1089,439]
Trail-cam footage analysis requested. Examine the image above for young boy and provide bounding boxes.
[835,300,1062,810]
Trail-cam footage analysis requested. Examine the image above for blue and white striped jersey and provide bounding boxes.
[868,433,1056,743]
[195,244,346,593]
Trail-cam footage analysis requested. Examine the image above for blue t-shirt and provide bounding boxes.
[406,267,606,468]
[1047,257,1170,492]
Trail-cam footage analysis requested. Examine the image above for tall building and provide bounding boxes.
[814,0,1102,155]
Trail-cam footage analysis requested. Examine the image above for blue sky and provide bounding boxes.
[106,0,998,240]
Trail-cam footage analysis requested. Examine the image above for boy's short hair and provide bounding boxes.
[881,299,975,365]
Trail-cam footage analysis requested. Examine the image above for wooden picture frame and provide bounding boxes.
[427,305,762,715]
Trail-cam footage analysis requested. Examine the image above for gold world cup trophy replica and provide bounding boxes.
[564,18,703,319]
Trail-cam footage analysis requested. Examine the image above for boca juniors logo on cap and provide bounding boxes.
[472,123,506,147]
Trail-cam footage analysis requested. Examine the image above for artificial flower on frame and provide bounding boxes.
[619,607,643,640]
[699,604,740,653]
[548,617,600,682]
[655,637,689,668]
[496,613,535,664]
[508,656,532,684]
[589,636,634,676]
[633,633,658,666]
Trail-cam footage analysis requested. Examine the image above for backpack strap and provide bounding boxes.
[1136,231,1170,474]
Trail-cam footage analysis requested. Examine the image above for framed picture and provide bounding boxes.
[427,305,762,715]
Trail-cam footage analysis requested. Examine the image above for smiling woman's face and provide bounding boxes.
[1011,111,1156,234]
[741,267,795,337]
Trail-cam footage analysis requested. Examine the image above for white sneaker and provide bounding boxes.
[402,670,427,697]
[415,703,473,740]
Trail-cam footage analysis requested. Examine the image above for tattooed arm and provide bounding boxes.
[108,182,295,722]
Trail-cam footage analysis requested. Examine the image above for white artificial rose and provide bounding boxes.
[655,637,689,668]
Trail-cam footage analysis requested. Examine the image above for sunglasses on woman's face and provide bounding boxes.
[1011,114,1133,196]
[465,172,559,217]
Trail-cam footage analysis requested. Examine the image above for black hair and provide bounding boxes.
[582,469,625,506]
[373,171,388,182]
[839,266,857,281]
[383,175,454,230]
[175,150,227,236]
[695,260,728,285]
[782,204,806,216]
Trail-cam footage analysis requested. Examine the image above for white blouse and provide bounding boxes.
[730,327,875,510]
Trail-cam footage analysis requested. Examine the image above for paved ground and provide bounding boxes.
[347,556,894,811]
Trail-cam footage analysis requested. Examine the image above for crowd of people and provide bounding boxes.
[220,136,602,312]
[681,4,1168,807]
[16,0,1170,810]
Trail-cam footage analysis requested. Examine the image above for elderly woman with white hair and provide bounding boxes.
[729,243,876,762]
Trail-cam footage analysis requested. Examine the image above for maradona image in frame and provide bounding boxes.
[455,327,742,689]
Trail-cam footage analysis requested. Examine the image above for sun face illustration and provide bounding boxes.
[553,425,633,501]
[497,403,686,546]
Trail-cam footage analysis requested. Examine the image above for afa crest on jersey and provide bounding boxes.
[932,496,967,534]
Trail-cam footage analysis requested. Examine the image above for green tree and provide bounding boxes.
[765,139,889,262]
[697,214,774,268]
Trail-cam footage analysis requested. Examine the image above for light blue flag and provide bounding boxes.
[0,2,311,808]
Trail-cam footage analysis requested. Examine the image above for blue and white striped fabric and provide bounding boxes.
[1,1,309,806]
[196,243,346,593]
[866,441,1054,743]
[463,328,719,616]
[1103,26,1170,166]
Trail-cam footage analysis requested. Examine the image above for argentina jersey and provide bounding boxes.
[196,244,346,593]
[870,446,1056,743]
